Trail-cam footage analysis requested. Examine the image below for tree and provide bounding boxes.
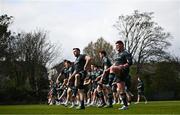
[83,37,114,66]
[0,14,13,59]
[151,61,180,99]
[15,30,61,66]
[13,30,61,93]
[0,14,62,103]
[114,10,171,73]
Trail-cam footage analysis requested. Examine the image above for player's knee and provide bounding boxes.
[110,66,114,71]
[117,88,121,93]
[64,79,68,83]
[97,86,101,92]
[75,74,80,79]
[117,88,125,93]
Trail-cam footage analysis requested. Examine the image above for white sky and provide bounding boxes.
[1,0,180,63]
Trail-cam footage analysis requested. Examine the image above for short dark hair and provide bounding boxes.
[115,40,124,45]
[99,50,107,56]
[73,48,80,52]
[63,59,71,64]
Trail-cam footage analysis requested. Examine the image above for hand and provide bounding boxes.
[99,78,103,83]
[84,66,89,71]
[112,82,117,85]
[67,80,70,86]
[95,77,99,81]
[97,80,102,85]
[118,65,124,70]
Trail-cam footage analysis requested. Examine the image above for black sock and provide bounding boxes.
[128,98,131,104]
[81,100,84,107]
[99,91,105,104]
[73,86,78,97]
[121,93,128,106]
[108,93,113,106]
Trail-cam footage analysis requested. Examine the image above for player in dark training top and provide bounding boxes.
[101,40,132,110]
[68,48,92,109]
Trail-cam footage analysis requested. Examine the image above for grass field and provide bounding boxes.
[0,101,180,114]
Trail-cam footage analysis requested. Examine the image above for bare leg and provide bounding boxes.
[142,95,147,104]
[135,95,140,104]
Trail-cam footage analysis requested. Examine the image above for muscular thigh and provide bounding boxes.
[110,66,122,75]
[75,74,80,81]
[117,82,125,91]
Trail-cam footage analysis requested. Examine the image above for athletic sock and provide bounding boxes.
[80,100,85,107]
[99,91,105,104]
[108,93,113,106]
[121,93,128,106]
[73,86,78,97]
[108,73,115,87]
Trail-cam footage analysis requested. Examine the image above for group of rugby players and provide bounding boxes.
[47,40,146,110]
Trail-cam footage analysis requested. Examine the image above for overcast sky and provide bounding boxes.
[1,0,180,64]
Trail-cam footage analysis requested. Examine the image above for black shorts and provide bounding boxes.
[68,76,75,88]
[91,82,97,91]
[114,72,128,83]
[102,76,109,85]
[84,84,91,94]
[109,74,115,86]
[125,78,131,91]
[112,84,117,92]
[114,76,125,83]
[138,91,144,96]
[78,71,87,89]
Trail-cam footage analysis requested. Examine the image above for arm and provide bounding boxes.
[84,55,92,71]
[84,79,91,85]
[95,75,102,82]
[137,81,143,89]
[137,85,142,89]
[99,67,110,82]
[67,70,77,84]
[124,52,133,68]
[56,73,62,83]
[104,65,109,70]
[61,79,68,88]
[118,52,133,69]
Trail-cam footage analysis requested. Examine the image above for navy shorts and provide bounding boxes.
[78,71,87,89]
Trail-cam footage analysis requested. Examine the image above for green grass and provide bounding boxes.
[0,101,180,114]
